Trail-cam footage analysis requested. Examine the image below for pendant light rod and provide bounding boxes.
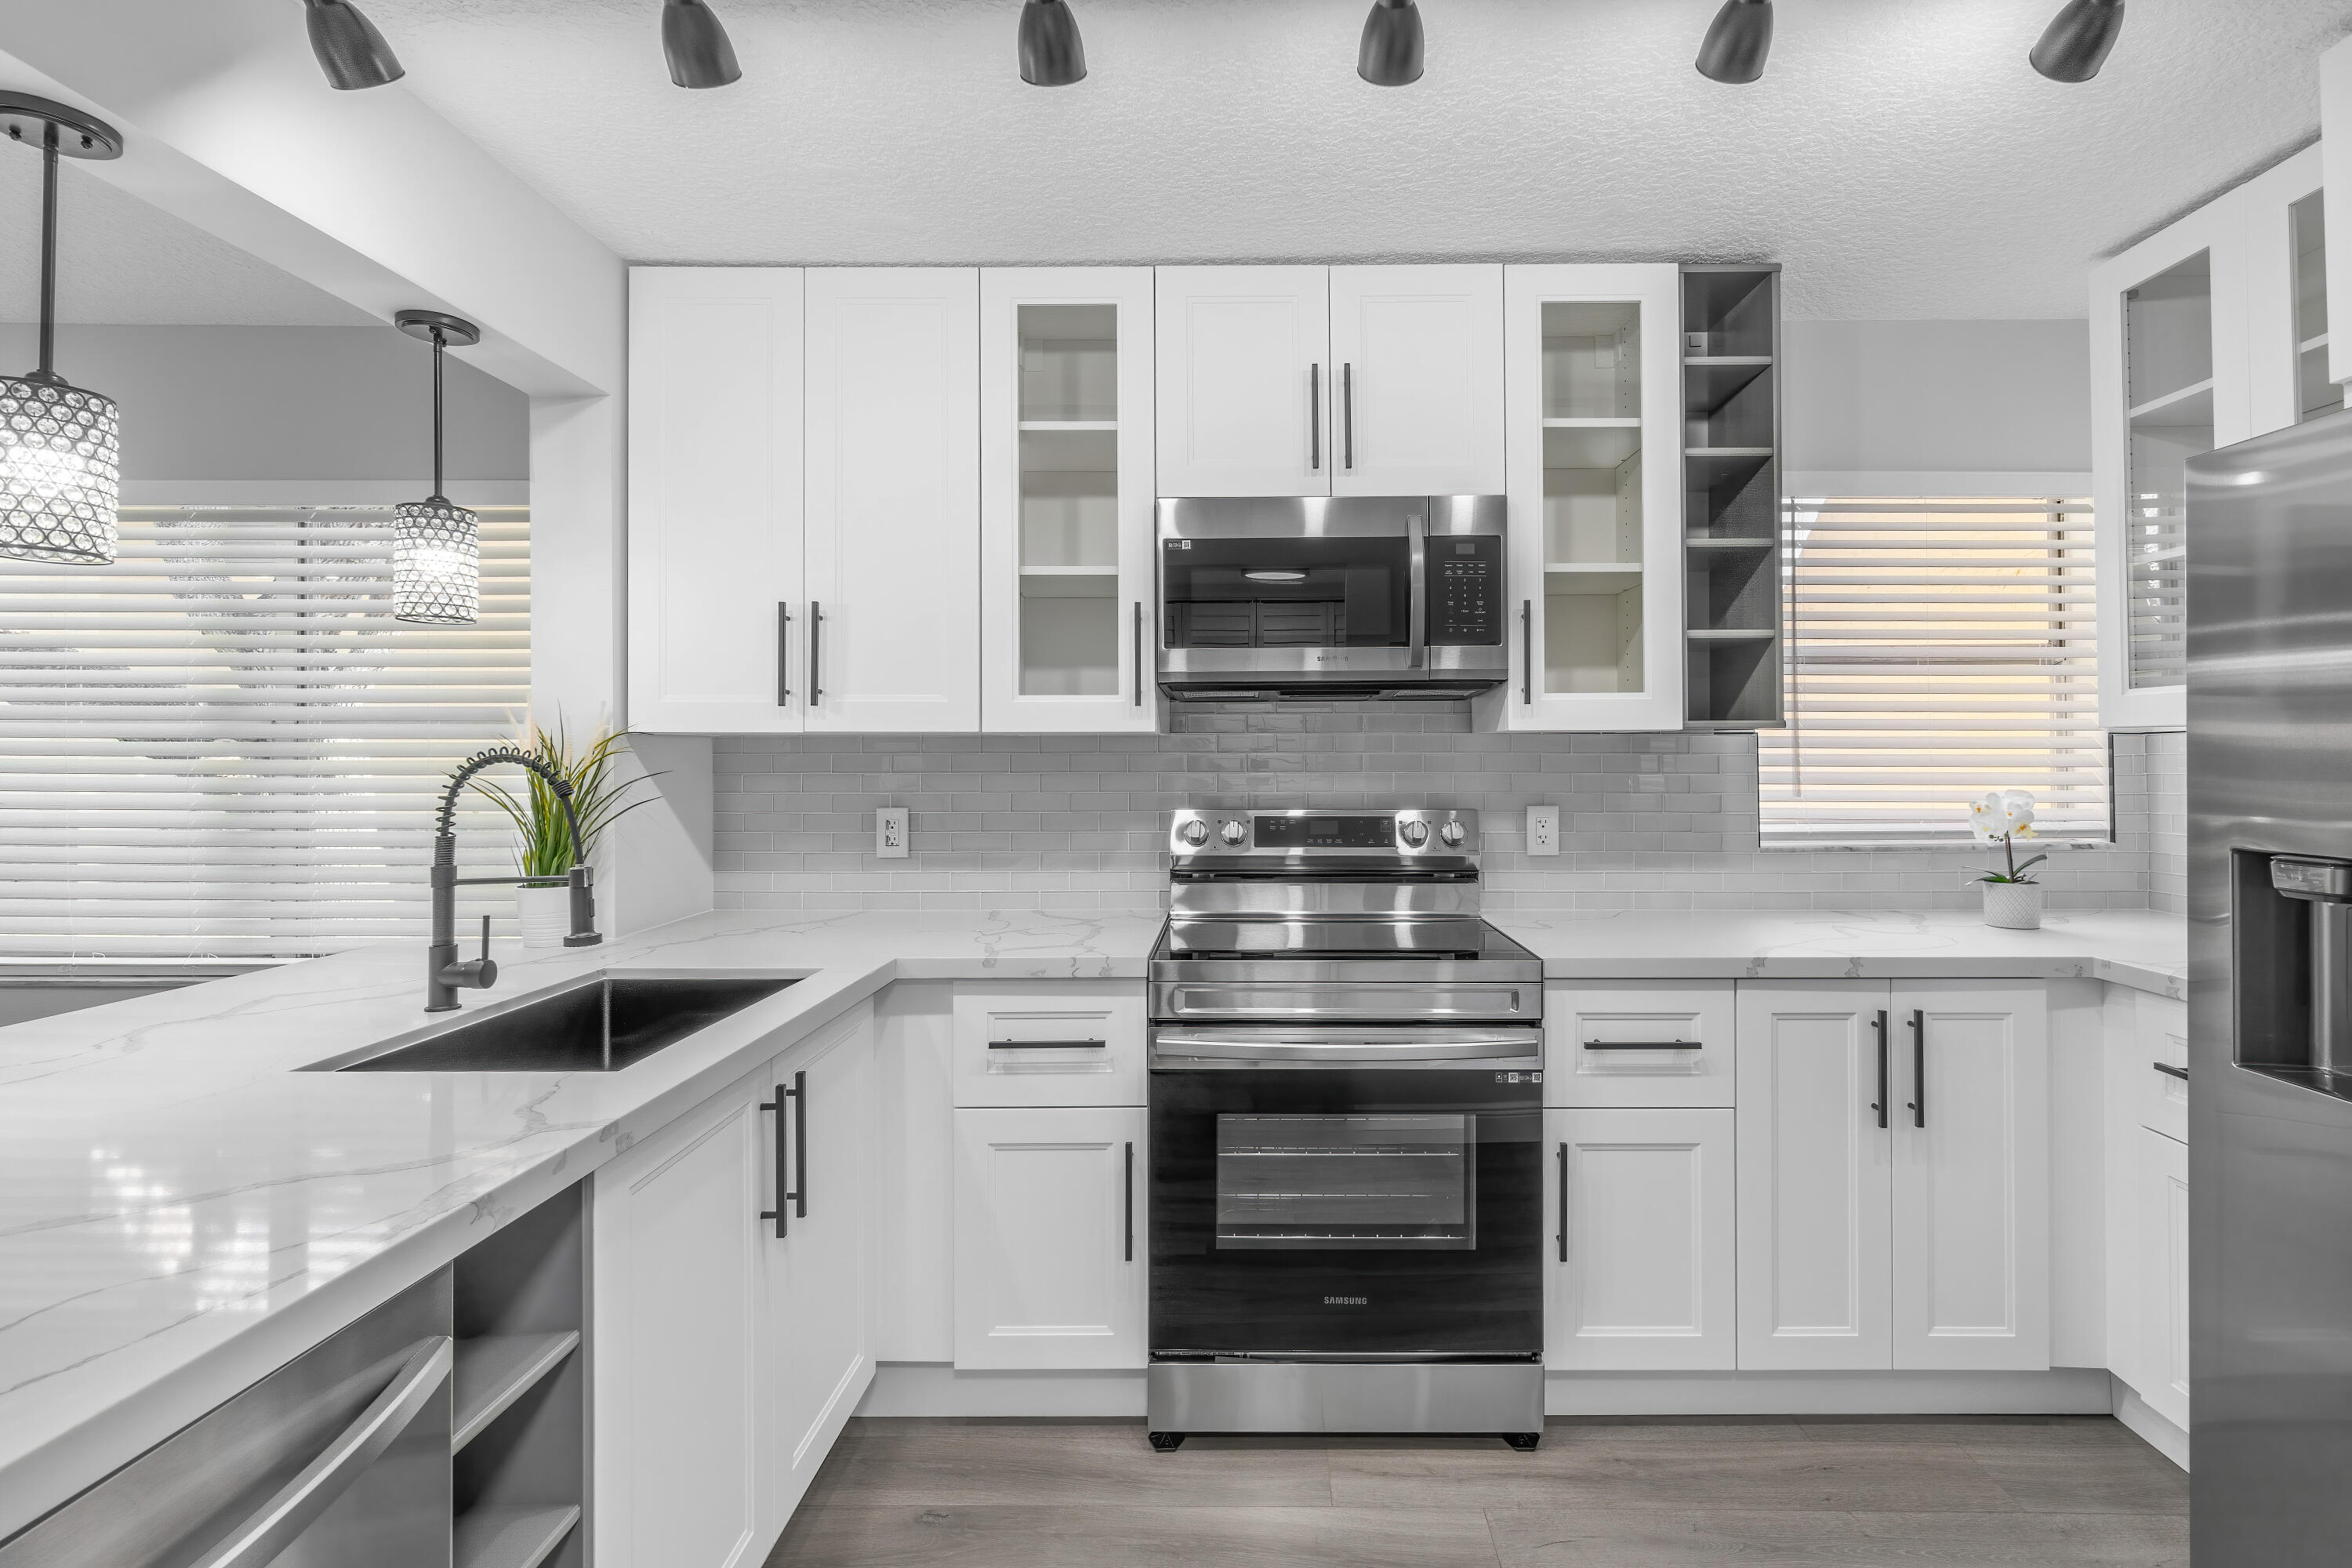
[430,326,445,498]
[394,310,481,503]
[34,126,57,386]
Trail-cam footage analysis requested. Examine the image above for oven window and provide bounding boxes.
[1215,1113,1475,1250]
[1162,536,1412,648]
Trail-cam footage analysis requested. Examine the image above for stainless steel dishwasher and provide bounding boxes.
[0,1274,454,1567]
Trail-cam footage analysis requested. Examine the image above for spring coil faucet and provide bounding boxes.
[426,745,601,1012]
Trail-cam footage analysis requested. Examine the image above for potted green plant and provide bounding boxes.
[474,722,659,947]
[1969,788,2048,931]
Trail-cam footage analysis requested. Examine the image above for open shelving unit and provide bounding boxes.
[1681,264,1784,727]
[1016,303,1123,697]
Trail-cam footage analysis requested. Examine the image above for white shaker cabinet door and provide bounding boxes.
[1329,264,1504,497]
[1735,984,1895,1370]
[953,1106,1147,1370]
[1889,982,2050,1371]
[627,267,804,733]
[1155,267,1331,496]
[804,267,982,732]
[2132,1127,2192,1429]
[592,1062,779,1568]
[1545,1107,1737,1370]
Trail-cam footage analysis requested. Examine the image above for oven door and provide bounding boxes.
[1148,1029,1542,1360]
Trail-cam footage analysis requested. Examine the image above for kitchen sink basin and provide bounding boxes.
[321,972,797,1073]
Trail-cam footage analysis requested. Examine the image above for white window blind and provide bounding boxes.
[0,505,530,959]
[1762,497,2104,845]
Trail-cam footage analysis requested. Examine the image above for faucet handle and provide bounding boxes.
[479,914,492,966]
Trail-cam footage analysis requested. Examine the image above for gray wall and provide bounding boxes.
[0,325,528,483]
[1783,319,2093,476]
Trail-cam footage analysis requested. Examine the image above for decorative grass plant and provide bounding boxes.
[474,721,660,877]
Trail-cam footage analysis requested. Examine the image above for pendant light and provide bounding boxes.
[0,93,123,566]
[663,0,742,89]
[391,310,482,626]
[2031,0,2125,83]
[1019,0,1087,87]
[1358,0,1425,87]
[1695,0,1773,85]
[304,0,405,90]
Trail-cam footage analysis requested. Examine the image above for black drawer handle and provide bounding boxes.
[2153,1061,2188,1082]
[1582,1038,1699,1051]
[989,1038,1108,1050]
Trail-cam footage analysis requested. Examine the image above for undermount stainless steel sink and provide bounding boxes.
[310,972,797,1073]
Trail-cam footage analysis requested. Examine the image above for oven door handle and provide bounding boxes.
[1150,1029,1540,1065]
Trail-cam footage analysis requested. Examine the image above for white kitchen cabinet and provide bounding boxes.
[2238,144,2335,437]
[804,267,982,731]
[2127,1126,2193,1430]
[592,1062,777,1568]
[981,268,1159,732]
[1155,267,1330,496]
[1545,980,1734,1109]
[626,267,805,734]
[1544,1107,1737,1370]
[1327,264,1504,496]
[1479,263,1685,733]
[951,982,1149,1109]
[953,1105,1147,1370]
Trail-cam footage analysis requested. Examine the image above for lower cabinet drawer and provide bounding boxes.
[953,984,1145,1108]
[1545,982,1734,1108]
[2136,993,2189,1144]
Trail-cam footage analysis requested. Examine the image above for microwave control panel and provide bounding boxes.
[1427,534,1504,645]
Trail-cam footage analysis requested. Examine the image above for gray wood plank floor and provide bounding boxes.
[767,1416,2188,1566]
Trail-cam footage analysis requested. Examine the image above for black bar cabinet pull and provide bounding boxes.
[1583,1039,1699,1051]
[2153,1061,2189,1082]
[1871,1010,1889,1129]
[808,601,823,706]
[758,1088,789,1239]
[1908,1008,1926,1127]
[1555,1142,1569,1263]
[989,1038,1107,1050]
[1132,601,1145,707]
[789,1069,808,1218]
[1521,601,1534,704]
[1342,361,1354,470]
[1308,363,1321,470]
[1123,1141,1135,1262]
[775,602,793,706]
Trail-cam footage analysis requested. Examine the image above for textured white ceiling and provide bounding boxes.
[0,154,374,326]
[361,0,2348,319]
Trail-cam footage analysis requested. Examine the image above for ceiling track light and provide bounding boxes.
[664,0,742,89]
[1358,0,1425,88]
[1695,0,1773,85]
[0,93,124,567]
[304,0,405,91]
[1019,0,1087,87]
[2031,0,2125,83]
[392,310,485,625]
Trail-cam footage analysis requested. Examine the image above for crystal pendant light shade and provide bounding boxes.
[0,377,119,564]
[393,495,481,625]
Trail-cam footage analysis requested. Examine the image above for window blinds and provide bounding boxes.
[1762,498,2103,844]
[0,506,531,959]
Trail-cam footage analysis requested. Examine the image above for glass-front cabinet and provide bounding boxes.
[981,268,1158,732]
[1479,263,1683,731]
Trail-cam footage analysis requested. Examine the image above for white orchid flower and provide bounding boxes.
[1999,789,2036,836]
[1968,792,2005,844]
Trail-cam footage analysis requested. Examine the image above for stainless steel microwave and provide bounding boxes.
[1155,495,1508,701]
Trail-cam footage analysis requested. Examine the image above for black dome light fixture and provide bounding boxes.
[664,0,743,89]
[391,310,485,625]
[1019,0,1087,87]
[303,0,405,90]
[0,93,124,566]
[1695,0,1773,85]
[2031,0,2126,83]
[1358,0,1425,87]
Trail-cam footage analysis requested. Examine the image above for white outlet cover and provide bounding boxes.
[1526,805,1560,857]
[877,807,909,859]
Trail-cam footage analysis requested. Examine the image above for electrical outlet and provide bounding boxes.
[876,807,909,859]
[1526,804,1560,857]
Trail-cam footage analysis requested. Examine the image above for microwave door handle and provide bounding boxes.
[1409,505,1428,669]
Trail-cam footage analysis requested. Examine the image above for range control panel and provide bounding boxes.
[1168,808,1478,857]
[1427,534,1504,646]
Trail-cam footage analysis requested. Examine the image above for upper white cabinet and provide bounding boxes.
[981,268,1158,732]
[1480,263,1684,732]
[627,267,805,735]
[804,268,982,731]
[1155,264,1504,499]
[1327,264,1505,495]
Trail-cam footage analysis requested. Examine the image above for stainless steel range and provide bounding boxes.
[1144,807,1545,1450]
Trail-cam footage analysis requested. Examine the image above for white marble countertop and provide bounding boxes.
[0,904,2181,1533]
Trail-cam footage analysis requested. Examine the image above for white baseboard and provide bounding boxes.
[2110,1374,2190,1470]
[856,1363,1147,1417]
[1545,1367,2114,1417]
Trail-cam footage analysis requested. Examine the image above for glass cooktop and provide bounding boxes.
[1159,918,1535,964]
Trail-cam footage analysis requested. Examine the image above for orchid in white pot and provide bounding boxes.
[1969,789,2047,930]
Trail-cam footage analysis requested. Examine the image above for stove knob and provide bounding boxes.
[1219,819,1248,846]
[1399,819,1430,848]
[1439,820,1467,848]
[1177,819,1210,848]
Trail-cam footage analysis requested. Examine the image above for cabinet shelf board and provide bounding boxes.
[2127,377,2215,427]
[1546,561,1645,572]
[1686,627,1779,641]
[1018,420,1118,432]
[1543,417,1642,428]
[451,1330,580,1454]
[1685,535,1776,550]
[1019,564,1119,575]
[2302,333,2332,354]
[455,1504,582,1568]
[1682,357,1773,416]
[1685,717,1787,730]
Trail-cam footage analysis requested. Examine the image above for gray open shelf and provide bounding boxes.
[1682,265,1784,728]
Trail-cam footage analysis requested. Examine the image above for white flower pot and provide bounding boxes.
[517,883,572,949]
[1980,880,2043,931]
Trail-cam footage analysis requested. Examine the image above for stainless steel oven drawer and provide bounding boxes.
[1152,981,1537,1023]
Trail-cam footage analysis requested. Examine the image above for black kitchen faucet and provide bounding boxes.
[425,746,601,1012]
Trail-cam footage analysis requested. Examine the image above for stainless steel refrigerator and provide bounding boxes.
[2187,414,2352,1563]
